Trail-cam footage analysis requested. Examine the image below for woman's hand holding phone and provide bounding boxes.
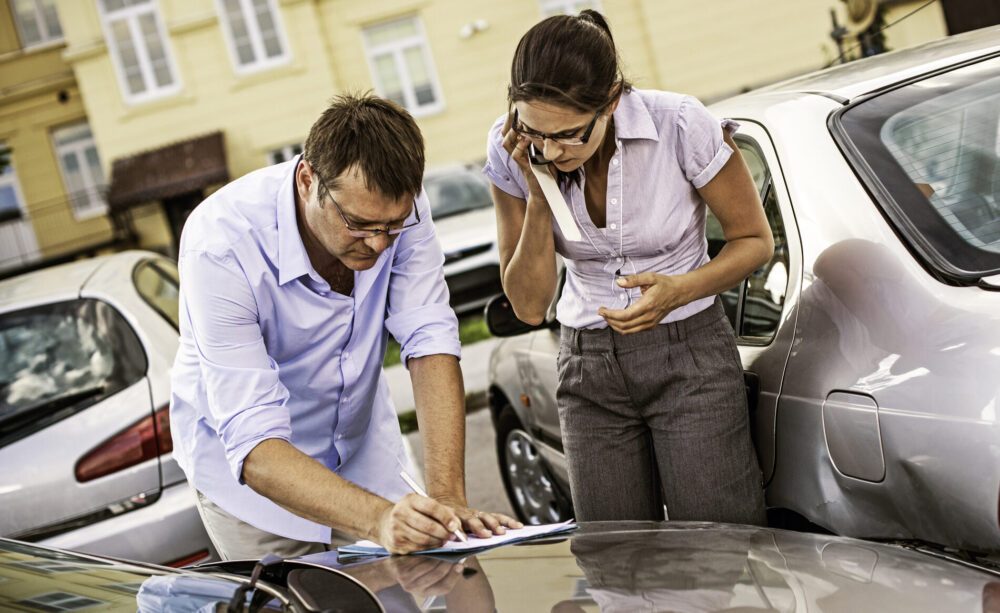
[500,110,553,202]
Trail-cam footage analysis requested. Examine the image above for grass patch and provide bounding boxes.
[383,314,491,368]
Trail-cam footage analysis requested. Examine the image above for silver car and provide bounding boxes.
[0,251,214,565]
[486,26,1000,557]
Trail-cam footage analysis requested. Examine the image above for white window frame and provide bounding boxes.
[51,122,109,220]
[0,147,41,271]
[11,0,64,49]
[267,143,302,165]
[97,0,182,104]
[538,0,603,17]
[215,0,291,75]
[0,145,28,223]
[362,15,444,118]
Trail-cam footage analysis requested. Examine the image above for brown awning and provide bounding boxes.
[107,131,229,210]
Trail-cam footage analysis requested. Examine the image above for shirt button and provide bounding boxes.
[616,257,623,263]
[619,293,626,300]
[610,223,617,230]
[344,351,350,359]
[337,434,343,440]
[611,198,617,205]
[612,159,619,166]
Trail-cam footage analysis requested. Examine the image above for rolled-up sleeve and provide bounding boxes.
[483,116,528,199]
[178,250,292,481]
[384,191,461,368]
[677,95,737,189]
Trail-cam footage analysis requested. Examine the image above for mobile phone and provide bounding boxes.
[528,143,551,166]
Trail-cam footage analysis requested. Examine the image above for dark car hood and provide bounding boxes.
[297,521,999,612]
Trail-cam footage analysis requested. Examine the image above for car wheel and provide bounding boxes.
[495,405,573,525]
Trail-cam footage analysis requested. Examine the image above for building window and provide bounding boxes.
[362,16,444,117]
[268,143,302,165]
[98,0,180,103]
[52,123,108,219]
[0,145,27,224]
[16,592,104,612]
[538,0,602,17]
[216,0,289,73]
[11,0,63,48]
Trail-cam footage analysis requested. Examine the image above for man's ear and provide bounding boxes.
[295,159,313,201]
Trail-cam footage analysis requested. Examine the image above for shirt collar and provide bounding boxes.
[277,156,314,286]
[612,89,659,141]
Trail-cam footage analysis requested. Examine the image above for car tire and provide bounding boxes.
[495,404,573,525]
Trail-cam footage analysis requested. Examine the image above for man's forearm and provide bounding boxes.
[408,354,467,504]
[241,438,392,541]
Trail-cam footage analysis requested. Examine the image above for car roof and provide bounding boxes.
[0,251,155,312]
[735,25,1000,103]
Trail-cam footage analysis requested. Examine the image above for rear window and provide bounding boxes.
[0,299,147,445]
[834,54,1000,282]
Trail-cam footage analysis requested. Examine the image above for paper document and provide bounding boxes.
[338,520,577,557]
[530,163,582,242]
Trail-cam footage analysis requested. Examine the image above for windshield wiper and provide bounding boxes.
[0,386,106,435]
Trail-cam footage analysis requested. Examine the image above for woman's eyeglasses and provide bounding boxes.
[511,108,599,146]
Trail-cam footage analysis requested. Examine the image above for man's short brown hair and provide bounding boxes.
[303,93,425,200]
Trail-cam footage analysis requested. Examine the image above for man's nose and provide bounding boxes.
[363,232,393,252]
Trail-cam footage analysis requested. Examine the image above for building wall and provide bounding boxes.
[5,0,952,261]
[0,3,115,270]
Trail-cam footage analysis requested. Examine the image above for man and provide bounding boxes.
[170,93,520,560]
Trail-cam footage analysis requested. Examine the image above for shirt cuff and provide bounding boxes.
[219,406,293,484]
[691,140,733,189]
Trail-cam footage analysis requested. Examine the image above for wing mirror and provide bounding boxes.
[483,293,556,337]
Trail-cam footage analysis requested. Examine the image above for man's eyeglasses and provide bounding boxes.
[511,108,599,146]
[310,163,421,238]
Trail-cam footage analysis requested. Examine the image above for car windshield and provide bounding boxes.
[424,171,493,219]
[0,300,146,444]
[835,54,1000,281]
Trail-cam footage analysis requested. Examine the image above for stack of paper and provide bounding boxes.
[338,520,577,557]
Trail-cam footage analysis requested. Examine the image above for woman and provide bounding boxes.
[483,10,772,524]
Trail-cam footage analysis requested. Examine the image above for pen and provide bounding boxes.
[399,470,467,543]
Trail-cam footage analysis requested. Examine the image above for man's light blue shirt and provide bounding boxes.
[169,157,460,543]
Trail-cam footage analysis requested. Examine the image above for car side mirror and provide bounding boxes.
[484,293,553,337]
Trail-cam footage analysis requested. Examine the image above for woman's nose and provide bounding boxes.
[542,139,564,162]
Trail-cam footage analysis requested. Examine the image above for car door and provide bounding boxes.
[0,298,159,540]
[709,125,802,484]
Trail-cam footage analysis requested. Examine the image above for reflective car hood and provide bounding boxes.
[299,522,999,612]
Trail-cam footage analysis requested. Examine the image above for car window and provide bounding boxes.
[424,171,493,219]
[708,137,789,342]
[0,299,147,446]
[834,55,1000,281]
[134,258,180,330]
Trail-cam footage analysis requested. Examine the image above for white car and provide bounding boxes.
[0,251,214,565]
[424,164,503,314]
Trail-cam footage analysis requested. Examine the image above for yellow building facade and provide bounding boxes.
[1,0,952,263]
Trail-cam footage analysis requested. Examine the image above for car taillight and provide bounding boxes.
[75,405,173,483]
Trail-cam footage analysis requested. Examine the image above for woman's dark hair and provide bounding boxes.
[304,92,424,201]
[508,10,631,112]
